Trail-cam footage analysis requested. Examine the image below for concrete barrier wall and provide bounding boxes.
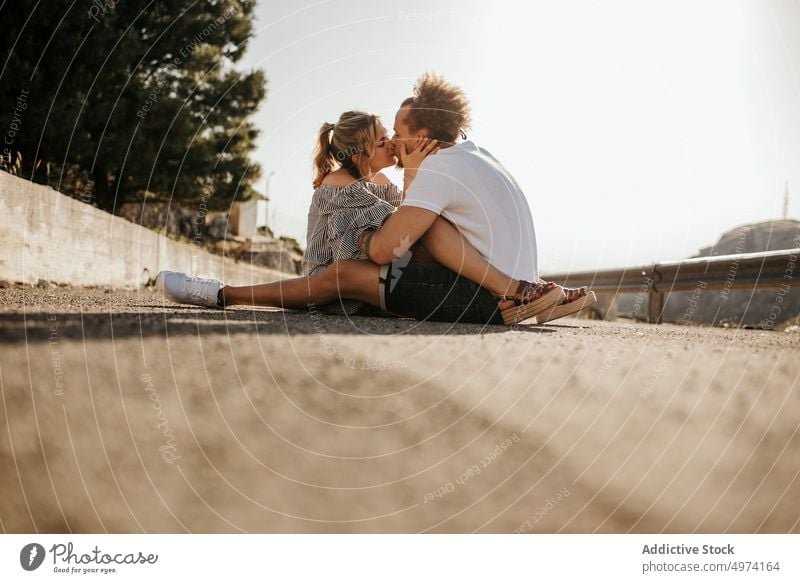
[0,170,287,287]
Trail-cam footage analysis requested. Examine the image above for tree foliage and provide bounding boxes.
[0,0,265,212]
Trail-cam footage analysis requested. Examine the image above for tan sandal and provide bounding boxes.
[562,286,589,303]
[496,280,566,325]
[531,290,598,324]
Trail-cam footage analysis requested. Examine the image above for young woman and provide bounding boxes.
[157,111,576,325]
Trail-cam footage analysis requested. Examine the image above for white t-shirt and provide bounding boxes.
[402,140,538,281]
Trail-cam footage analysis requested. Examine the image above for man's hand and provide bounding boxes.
[399,138,439,186]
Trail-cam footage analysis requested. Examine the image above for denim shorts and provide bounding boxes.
[380,255,503,325]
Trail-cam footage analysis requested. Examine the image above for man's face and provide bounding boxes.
[391,107,428,168]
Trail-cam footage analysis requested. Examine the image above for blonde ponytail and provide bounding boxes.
[312,122,337,188]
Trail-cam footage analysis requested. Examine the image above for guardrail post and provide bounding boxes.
[647,290,663,324]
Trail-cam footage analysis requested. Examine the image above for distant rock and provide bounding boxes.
[652,220,799,328]
[693,219,800,257]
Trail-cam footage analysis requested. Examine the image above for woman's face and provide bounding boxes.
[367,123,397,171]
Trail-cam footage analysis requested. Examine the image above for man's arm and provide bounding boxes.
[359,206,439,265]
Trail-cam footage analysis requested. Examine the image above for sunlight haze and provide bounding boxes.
[240,0,800,273]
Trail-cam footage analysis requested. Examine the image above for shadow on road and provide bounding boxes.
[0,308,556,343]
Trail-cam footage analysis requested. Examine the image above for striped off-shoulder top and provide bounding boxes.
[302,180,403,315]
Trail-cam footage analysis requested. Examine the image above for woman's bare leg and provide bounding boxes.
[222,218,555,312]
[221,260,382,308]
[418,217,520,307]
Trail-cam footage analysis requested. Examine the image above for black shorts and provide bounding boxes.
[380,254,503,325]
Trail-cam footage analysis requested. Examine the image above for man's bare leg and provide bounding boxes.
[221,260,382,308]
[418,217,521,310]
[420,218,589,311]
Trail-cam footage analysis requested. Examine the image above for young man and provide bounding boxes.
[358,73,594,324]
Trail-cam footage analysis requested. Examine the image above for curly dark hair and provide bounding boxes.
[401,73,472,145]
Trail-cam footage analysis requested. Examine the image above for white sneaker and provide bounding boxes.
[155,271,223,308]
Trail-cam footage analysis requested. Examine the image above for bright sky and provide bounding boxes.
[240,0,800,273]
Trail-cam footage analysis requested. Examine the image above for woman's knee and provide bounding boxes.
[326,260,362,287]
[315,260,381,304]
[328,260,351,278]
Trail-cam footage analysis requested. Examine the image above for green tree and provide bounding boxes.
[0,0,265,213]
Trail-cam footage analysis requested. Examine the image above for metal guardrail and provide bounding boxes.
[542,248,799,324]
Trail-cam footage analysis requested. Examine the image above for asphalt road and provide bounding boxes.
[1,285,799,533]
